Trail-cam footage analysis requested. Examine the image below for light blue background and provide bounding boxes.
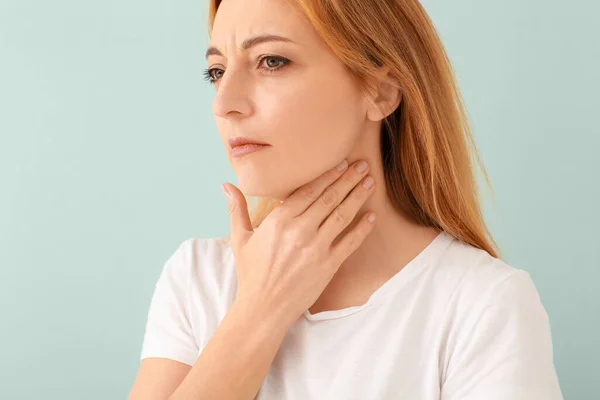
[1,0,598,398]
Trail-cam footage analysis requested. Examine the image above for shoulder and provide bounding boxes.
[160,236,237,303]
[437,237,562,398]
[435,234,553,359]
[165,236,230,263]
[432,234,538,307]
[140,237,235,365]
[429,234,550,339]
[163,236,234,278]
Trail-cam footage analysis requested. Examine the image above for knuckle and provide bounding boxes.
[320,188,338,207]
[331,207,348,225]
[346,233,359,250]
[292,219,311,237]
[301,184,319,200]
[344,234,356,250]
[339,171,354,184]
[286,222,310,242]
[294,231,312,248]
[357,188,371,203]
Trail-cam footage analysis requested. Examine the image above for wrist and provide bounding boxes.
[228,297,296,338]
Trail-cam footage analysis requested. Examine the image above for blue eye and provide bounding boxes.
[203,55,290,84]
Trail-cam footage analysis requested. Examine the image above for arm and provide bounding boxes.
[168,299,293,400]
[129,239,200,400]
[130,238,292,400]
[129,358,192,400]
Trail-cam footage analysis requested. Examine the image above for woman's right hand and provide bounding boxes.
[221,158,377,327]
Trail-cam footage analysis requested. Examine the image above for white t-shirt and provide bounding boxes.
[139,231,563,399]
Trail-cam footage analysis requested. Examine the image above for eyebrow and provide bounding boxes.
[205,34,295,60]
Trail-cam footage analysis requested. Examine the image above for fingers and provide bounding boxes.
[329,210,376,266]
[222,183,253,248]
[279,159,350,218]
[301,159,372,230]
[316,164,375,245]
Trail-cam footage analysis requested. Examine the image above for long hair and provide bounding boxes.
[208,0,501,259]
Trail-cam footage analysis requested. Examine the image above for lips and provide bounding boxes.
[230,142,270,158]
[228,136,270,149]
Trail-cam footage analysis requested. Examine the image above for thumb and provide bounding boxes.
[222,183,253,246]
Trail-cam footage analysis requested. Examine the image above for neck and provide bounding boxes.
[308,123,441,314]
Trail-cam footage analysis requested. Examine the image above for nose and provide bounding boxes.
[211,66,253,119]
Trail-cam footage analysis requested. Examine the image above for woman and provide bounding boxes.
[130,0,563,398]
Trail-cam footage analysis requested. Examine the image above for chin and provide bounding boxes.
[237,179,294,202]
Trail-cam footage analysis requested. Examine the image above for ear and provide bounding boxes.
[364,67,402,122]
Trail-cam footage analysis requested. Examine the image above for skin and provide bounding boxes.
[207,0,440,315]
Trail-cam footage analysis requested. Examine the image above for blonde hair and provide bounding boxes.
[208,0,501,259]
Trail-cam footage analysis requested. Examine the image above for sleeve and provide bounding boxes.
[441,269,563,400]
[139,239,200,366]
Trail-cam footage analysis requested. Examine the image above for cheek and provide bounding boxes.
[266,76,363,151]
[257,77,364,191]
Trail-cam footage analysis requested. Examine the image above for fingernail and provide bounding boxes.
[356,160,368,173]
[221,184,231,199]
[336,159,348,171]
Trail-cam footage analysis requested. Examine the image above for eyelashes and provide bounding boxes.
[203,55,291,84]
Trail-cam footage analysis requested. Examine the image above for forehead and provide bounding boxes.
[209,0,313,50]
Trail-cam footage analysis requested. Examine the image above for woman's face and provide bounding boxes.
[207,0,373,200]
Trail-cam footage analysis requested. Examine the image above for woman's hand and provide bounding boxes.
[221,158,376,327]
